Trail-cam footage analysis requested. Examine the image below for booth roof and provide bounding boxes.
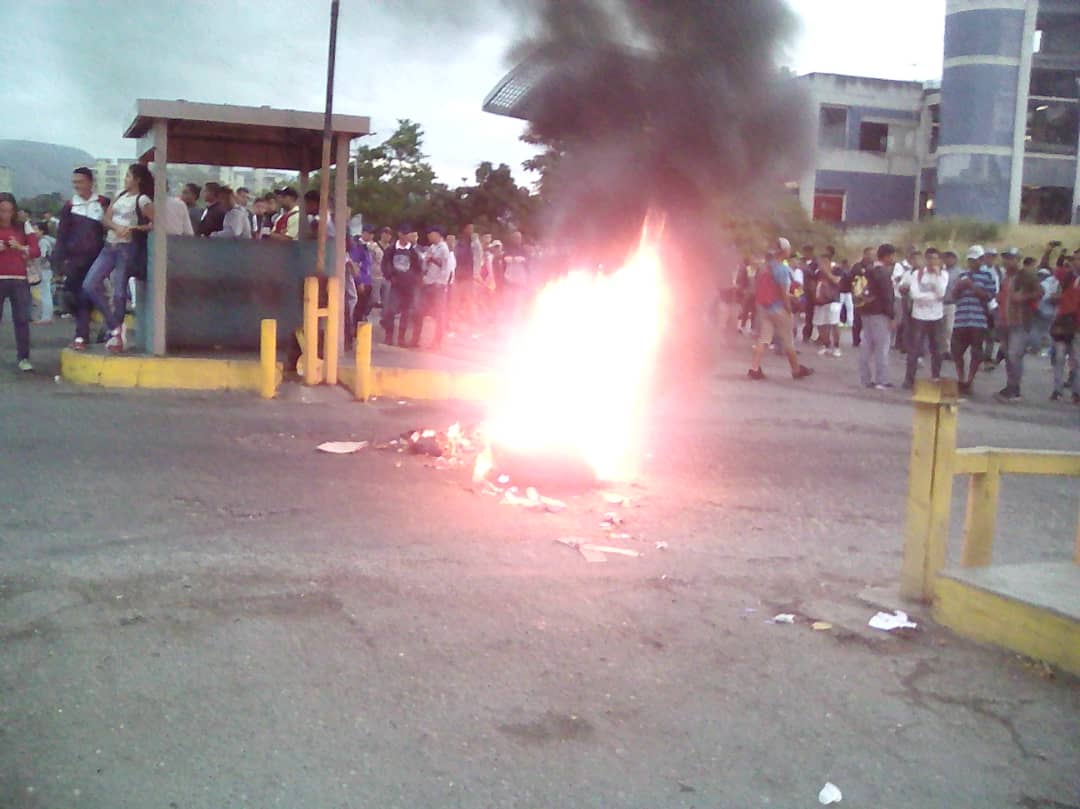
[124,99,371,170]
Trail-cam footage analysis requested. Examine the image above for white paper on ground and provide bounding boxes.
[316,441,369,454]
[818,782,842,804]
[770,613,796,624]
[868,610,918,631]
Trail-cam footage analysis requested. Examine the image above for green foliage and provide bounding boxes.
[18,191,63,215]
[903,218,1002,248]
[340,119,537,238]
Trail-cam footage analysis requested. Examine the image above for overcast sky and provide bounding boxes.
[4,0,945,186]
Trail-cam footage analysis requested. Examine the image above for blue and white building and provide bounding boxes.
[799,0,1080,225]
[484,0,1080,226]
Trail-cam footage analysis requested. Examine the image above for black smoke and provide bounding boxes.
[513,0,811,263]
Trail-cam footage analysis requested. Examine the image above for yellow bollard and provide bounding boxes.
[259,318,277,399]
[302,276,322,385]
[354,321,373,400]
[960,454,1001,567]
[900,379,958,602]
[325,276,340,385]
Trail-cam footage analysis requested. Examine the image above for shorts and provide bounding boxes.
[812,302,841,327]
[756,306,794,353]
[951,326,986,362]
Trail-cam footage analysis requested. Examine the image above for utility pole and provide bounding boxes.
[315,0,340,277]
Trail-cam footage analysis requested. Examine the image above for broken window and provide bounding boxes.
[819,106,847,150]
[858,122,888,153]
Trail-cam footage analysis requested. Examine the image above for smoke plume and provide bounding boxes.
[513,0,811,261]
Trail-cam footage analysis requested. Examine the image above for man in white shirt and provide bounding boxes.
[162,182,195,236]
[902,248,948,389]
[411,225,452,350]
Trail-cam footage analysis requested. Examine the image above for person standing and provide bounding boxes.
[995,247,1042,402]
[847,247,874,346]
[30,222,56,322]
[940,250,960,359]
[197,182,226,237]
[0,193,41,371]
[950,246,997,396]
[162,182,194,236]
[501,230,530,325]
[380,225,422,346]
[411,225,452,350]
[452,223,479,329]
[181,183,202,233]
[812,254,842,357]
[82,164,154,353]
[902,249,947,389]
[1047,255,1079,403]
[800,244,818,344]
[268,188,301,241]
[856,244,897,390]
[747,238,814,381]
[55,167,108,350]
[209,187,252,239]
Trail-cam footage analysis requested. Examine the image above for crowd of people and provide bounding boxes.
[737,237,1080,404]
[0,165,547,369]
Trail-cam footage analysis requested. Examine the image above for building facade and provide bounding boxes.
[93,158,134,200]
[800,0,1080,226]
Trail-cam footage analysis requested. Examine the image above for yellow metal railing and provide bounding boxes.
[901,380,1080,601]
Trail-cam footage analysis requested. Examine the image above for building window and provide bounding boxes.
[1029,68,1079,100]
[819,106,847,150]
[928,104,940,154]
[1026,100,1079,155]
[813,189,845,223]
[858,122,888,153]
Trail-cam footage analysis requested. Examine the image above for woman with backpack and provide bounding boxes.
[82,164,154,352]
[0,192,42,371]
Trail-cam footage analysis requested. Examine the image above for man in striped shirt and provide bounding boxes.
[950,245,998,396]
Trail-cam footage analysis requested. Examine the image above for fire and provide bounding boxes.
[482,224,669,482]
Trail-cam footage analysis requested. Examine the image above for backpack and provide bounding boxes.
[852,271,875,309]
[754,263,781,308]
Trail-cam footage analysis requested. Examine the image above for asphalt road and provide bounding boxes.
[1,320,1078,809]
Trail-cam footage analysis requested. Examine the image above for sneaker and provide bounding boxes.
[1049,391,1062,401]
[17,359,32,372]
[873,383,890,391]
[69,337,87,351]
[831,348,842,358]
[747,368,766,381]
[105,328,124,353]
[994,388,1021,403]
[818,347,830,356]
[1072,393,1080,405]
[958,381,972,396]
[792,365,814,380]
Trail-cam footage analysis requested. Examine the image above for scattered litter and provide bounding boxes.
[556,537,642,562]
[811,621,833,631]
[600,491,630,506]
[608,532,635,542]
[502,488,566,513]
[769,614,796,624]
[743,608,757,614]
[497,474,511,485]
[868,610,918,631]
[54,375,62,383]
[818,782,842,804]
[654,541,669,551]
[393,461,402,468]
[316,441,369,454]
[397,400,408,405]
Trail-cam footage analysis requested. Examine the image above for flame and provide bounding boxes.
[482,224,669,482]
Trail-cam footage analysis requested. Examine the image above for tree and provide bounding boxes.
[18,191,63,215]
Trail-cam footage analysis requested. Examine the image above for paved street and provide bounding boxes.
[1,321,1078,809]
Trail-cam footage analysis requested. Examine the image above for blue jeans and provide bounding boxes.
[1052,334,1078,396]
[0,279,31,360]
[412,284,448,348]
[858,314,892,386]
[83,242,135,332]
[1002,325,1029,395]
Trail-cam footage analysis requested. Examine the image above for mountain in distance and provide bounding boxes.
[0,140,96,199]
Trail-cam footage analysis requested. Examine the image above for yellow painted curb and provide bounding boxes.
[934,575,1080,676]
[60,348,282,394]
[339,365,497,401]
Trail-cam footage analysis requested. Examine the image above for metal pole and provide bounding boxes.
[315,0,339,277]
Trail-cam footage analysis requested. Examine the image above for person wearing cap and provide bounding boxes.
[856,244,897,390]
[950,245,998,396]
[1046,250,1079,403]
[994,247,1043,402]
[268,188,301,241]
[409,225,452,350]
[379,224,422,346]
[979,246,1004,369]
[747,238,813,381]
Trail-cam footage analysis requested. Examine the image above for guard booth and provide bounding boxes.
[123,99,370,354]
